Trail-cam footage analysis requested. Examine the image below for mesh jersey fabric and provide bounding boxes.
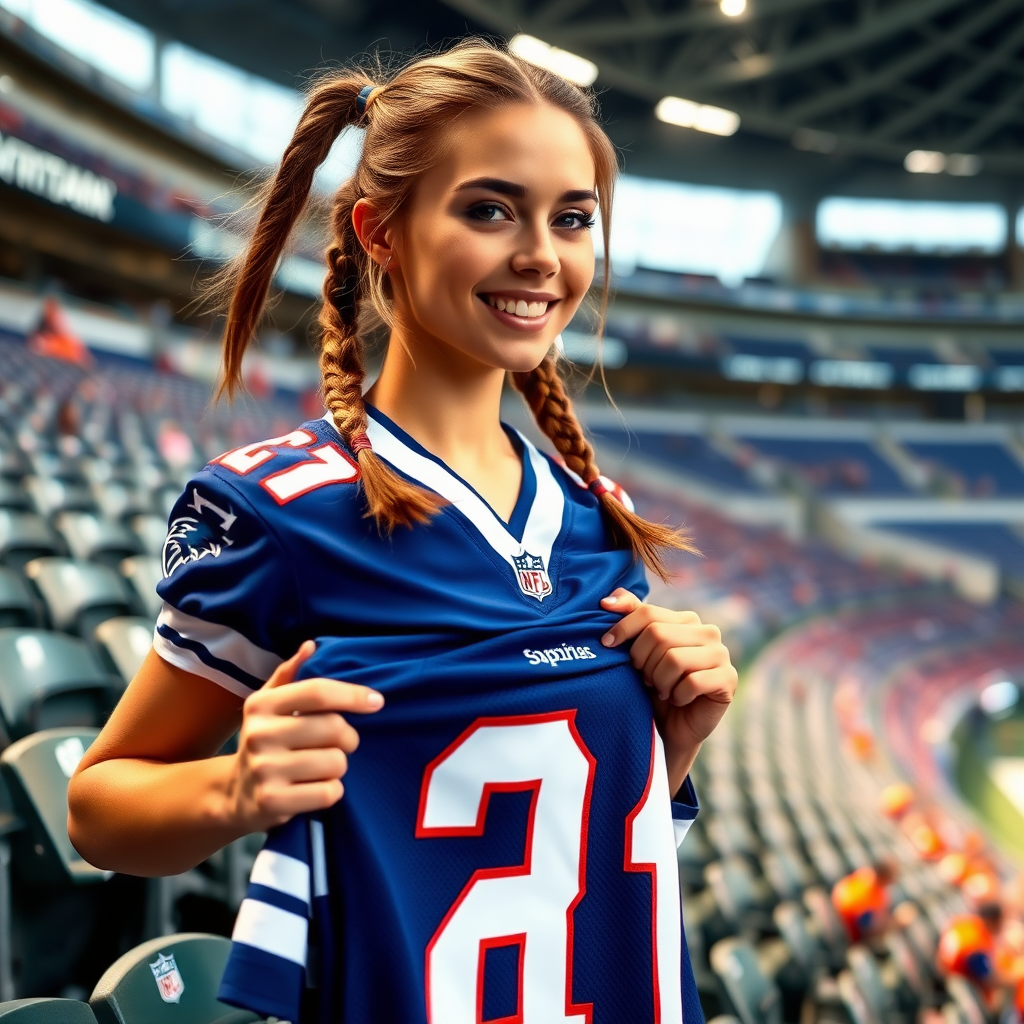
[155,405,702,1024]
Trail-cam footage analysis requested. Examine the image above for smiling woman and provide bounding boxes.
[68,37,736,1024]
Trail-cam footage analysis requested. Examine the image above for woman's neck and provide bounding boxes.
[365,329,514,474]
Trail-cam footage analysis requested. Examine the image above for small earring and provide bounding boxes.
[383,256,392,273]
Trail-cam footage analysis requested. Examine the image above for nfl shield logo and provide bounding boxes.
[149,952,184,1004]
[513,550,552,602]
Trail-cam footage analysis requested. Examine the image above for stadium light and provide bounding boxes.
[509,34,598,87]
[720,0,746,15]
[904,150,946,173]
[655,96,740,136]
[946,153,982,176]
[980,680,1019,717]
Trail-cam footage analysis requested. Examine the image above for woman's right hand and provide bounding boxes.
[229,640,384,832]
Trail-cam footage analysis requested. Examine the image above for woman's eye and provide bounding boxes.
[469,203,511,223]
[554,211,596,231]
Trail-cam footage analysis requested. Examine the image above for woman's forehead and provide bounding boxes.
[434,103,597,196]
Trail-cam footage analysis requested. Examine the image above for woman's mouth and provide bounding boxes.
[478,293,559,330]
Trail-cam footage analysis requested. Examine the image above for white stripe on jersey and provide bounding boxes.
[250,849,311,903]
[232,898,309,966]
[349,415,565,576]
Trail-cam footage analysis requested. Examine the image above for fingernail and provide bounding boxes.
[366,691,384,710]
[601,633,616,647]
[658,692,668,701]
[603,595,618,604]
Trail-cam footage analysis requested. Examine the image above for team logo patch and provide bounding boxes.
[162,488,236,578]
[513,550,552,602]
[149,952,184,1003]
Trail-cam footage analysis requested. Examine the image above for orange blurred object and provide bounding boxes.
[938,852,969,886]
[963,871,1000,906]
[908,821,945,860]
[938,914,996,985]
[848,729,874,759]
[879,783,915,819]
[832,866,891,943]
[28,298,93,367]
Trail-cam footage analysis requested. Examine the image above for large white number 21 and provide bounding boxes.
[417,713,682,1024]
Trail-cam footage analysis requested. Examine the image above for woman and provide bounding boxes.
[68,39,737,1024]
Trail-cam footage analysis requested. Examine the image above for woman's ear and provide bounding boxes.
[352,198,396,271]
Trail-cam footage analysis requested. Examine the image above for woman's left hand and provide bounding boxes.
[600,588,737,785]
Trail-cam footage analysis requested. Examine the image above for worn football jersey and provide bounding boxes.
[154,405,702,1024]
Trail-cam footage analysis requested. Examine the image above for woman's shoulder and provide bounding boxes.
[190,416,364,523]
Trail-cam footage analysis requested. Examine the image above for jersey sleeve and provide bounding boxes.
[672,775,699,848]
[153,467,301,697]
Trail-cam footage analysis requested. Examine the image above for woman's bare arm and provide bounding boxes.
[68,642,384,877]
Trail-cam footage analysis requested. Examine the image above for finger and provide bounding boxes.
[601,606,705,649]
[255,780,345,823]
[260,678,384,717]
[600,588,642,612]
[264,640,317,690]
[252,748,349,785]
[246,711,361,755]
[631,623,722,672]
[666,665,737,708]
[649,645,726,700]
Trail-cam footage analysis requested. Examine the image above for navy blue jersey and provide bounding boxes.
[155,406,701,1024]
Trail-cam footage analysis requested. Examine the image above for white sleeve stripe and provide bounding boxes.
[673,818,695,849]
[310,820,328,898]
[156,602,283,680]
[250,850,310,904]
[152,629,254,698]
[231,898,308,967]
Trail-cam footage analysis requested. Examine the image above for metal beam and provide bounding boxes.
[780,0,1018,125]
[870,12,1024,141]
[952,75,1024,150]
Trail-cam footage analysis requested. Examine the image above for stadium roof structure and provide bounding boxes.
[91,0,1024,205]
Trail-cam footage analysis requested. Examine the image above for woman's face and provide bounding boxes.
[386,101,599,375]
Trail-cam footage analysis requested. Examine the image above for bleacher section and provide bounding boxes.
[875,523,1024,582]
[899,442,1024,497]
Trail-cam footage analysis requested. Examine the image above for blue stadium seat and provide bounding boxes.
[0,570,37,629]
[0,630,120,739]
[89,934,262,1024]
[23,560,133,638]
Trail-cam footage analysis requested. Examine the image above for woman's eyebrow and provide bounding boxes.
[455,178,598,204]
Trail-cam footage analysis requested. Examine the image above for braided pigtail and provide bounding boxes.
[513,357,695,582]
[319,191,443,530]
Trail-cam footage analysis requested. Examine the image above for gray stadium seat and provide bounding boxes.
[24,478,95,520]
[710,937,783,1024]
[0,999,97,1022]
[0,629,120,739]
[54,514,142,570]
[803,886,849,969]
[0,451,27,483]
[676,820,714,887]
[761,847,814,902]
[705,856,772,932]
[119,557,162,621]
[93,618,152,686]
[24,559,133,637]
[0,570,37,628]
[90,933,262,1024]
[0,728,107,884]
[773,902,827,977]
[845,945,898,1023]
[707,813,760,859]
[0,513,62,572]
[27,453,86,486]
[126,515,166,559]
[88,483,152,525]
[0,483,31,514]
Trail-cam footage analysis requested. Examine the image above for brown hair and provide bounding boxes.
[217,38,692,579]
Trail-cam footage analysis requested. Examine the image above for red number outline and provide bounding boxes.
[258,442,360,505]
[214,429,316,475]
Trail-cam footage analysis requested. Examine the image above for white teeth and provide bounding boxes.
[487,296,550,317]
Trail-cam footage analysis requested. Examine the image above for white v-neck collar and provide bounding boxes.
[322,412,565,589]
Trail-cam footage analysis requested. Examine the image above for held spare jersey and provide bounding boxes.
[154,406,702,1024]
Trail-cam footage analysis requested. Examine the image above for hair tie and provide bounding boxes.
[350,432,372,454]
[355,84,379,116]
[588,478,610,498]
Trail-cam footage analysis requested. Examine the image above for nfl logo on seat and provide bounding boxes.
[513,550,552,601]
[149,952,184,1003]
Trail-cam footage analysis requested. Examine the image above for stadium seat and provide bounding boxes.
[707,813,760,859]
[126,516,166,559]
[0,484,31,514]
[88,483,152,525]
[710,937,783,1024]
[93,618,152,686]
[0,513,63,572]
[89,933,262,1024]
[0,728,106,884]
[54,515,141,570]
[942,976,988,1024]
[118,558,161,621]
[802,886,849,969]
[0,570,37,628]
[0,999,97,1022]
[845,946,899,1022]
[677,821,714,887]
[0,630,120,739]
[24,559,133,638]
[24,478,96,520]
[705,856,773,933]
[761,847,814,902]
[773,902,827,977]
[0,451,27,483]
